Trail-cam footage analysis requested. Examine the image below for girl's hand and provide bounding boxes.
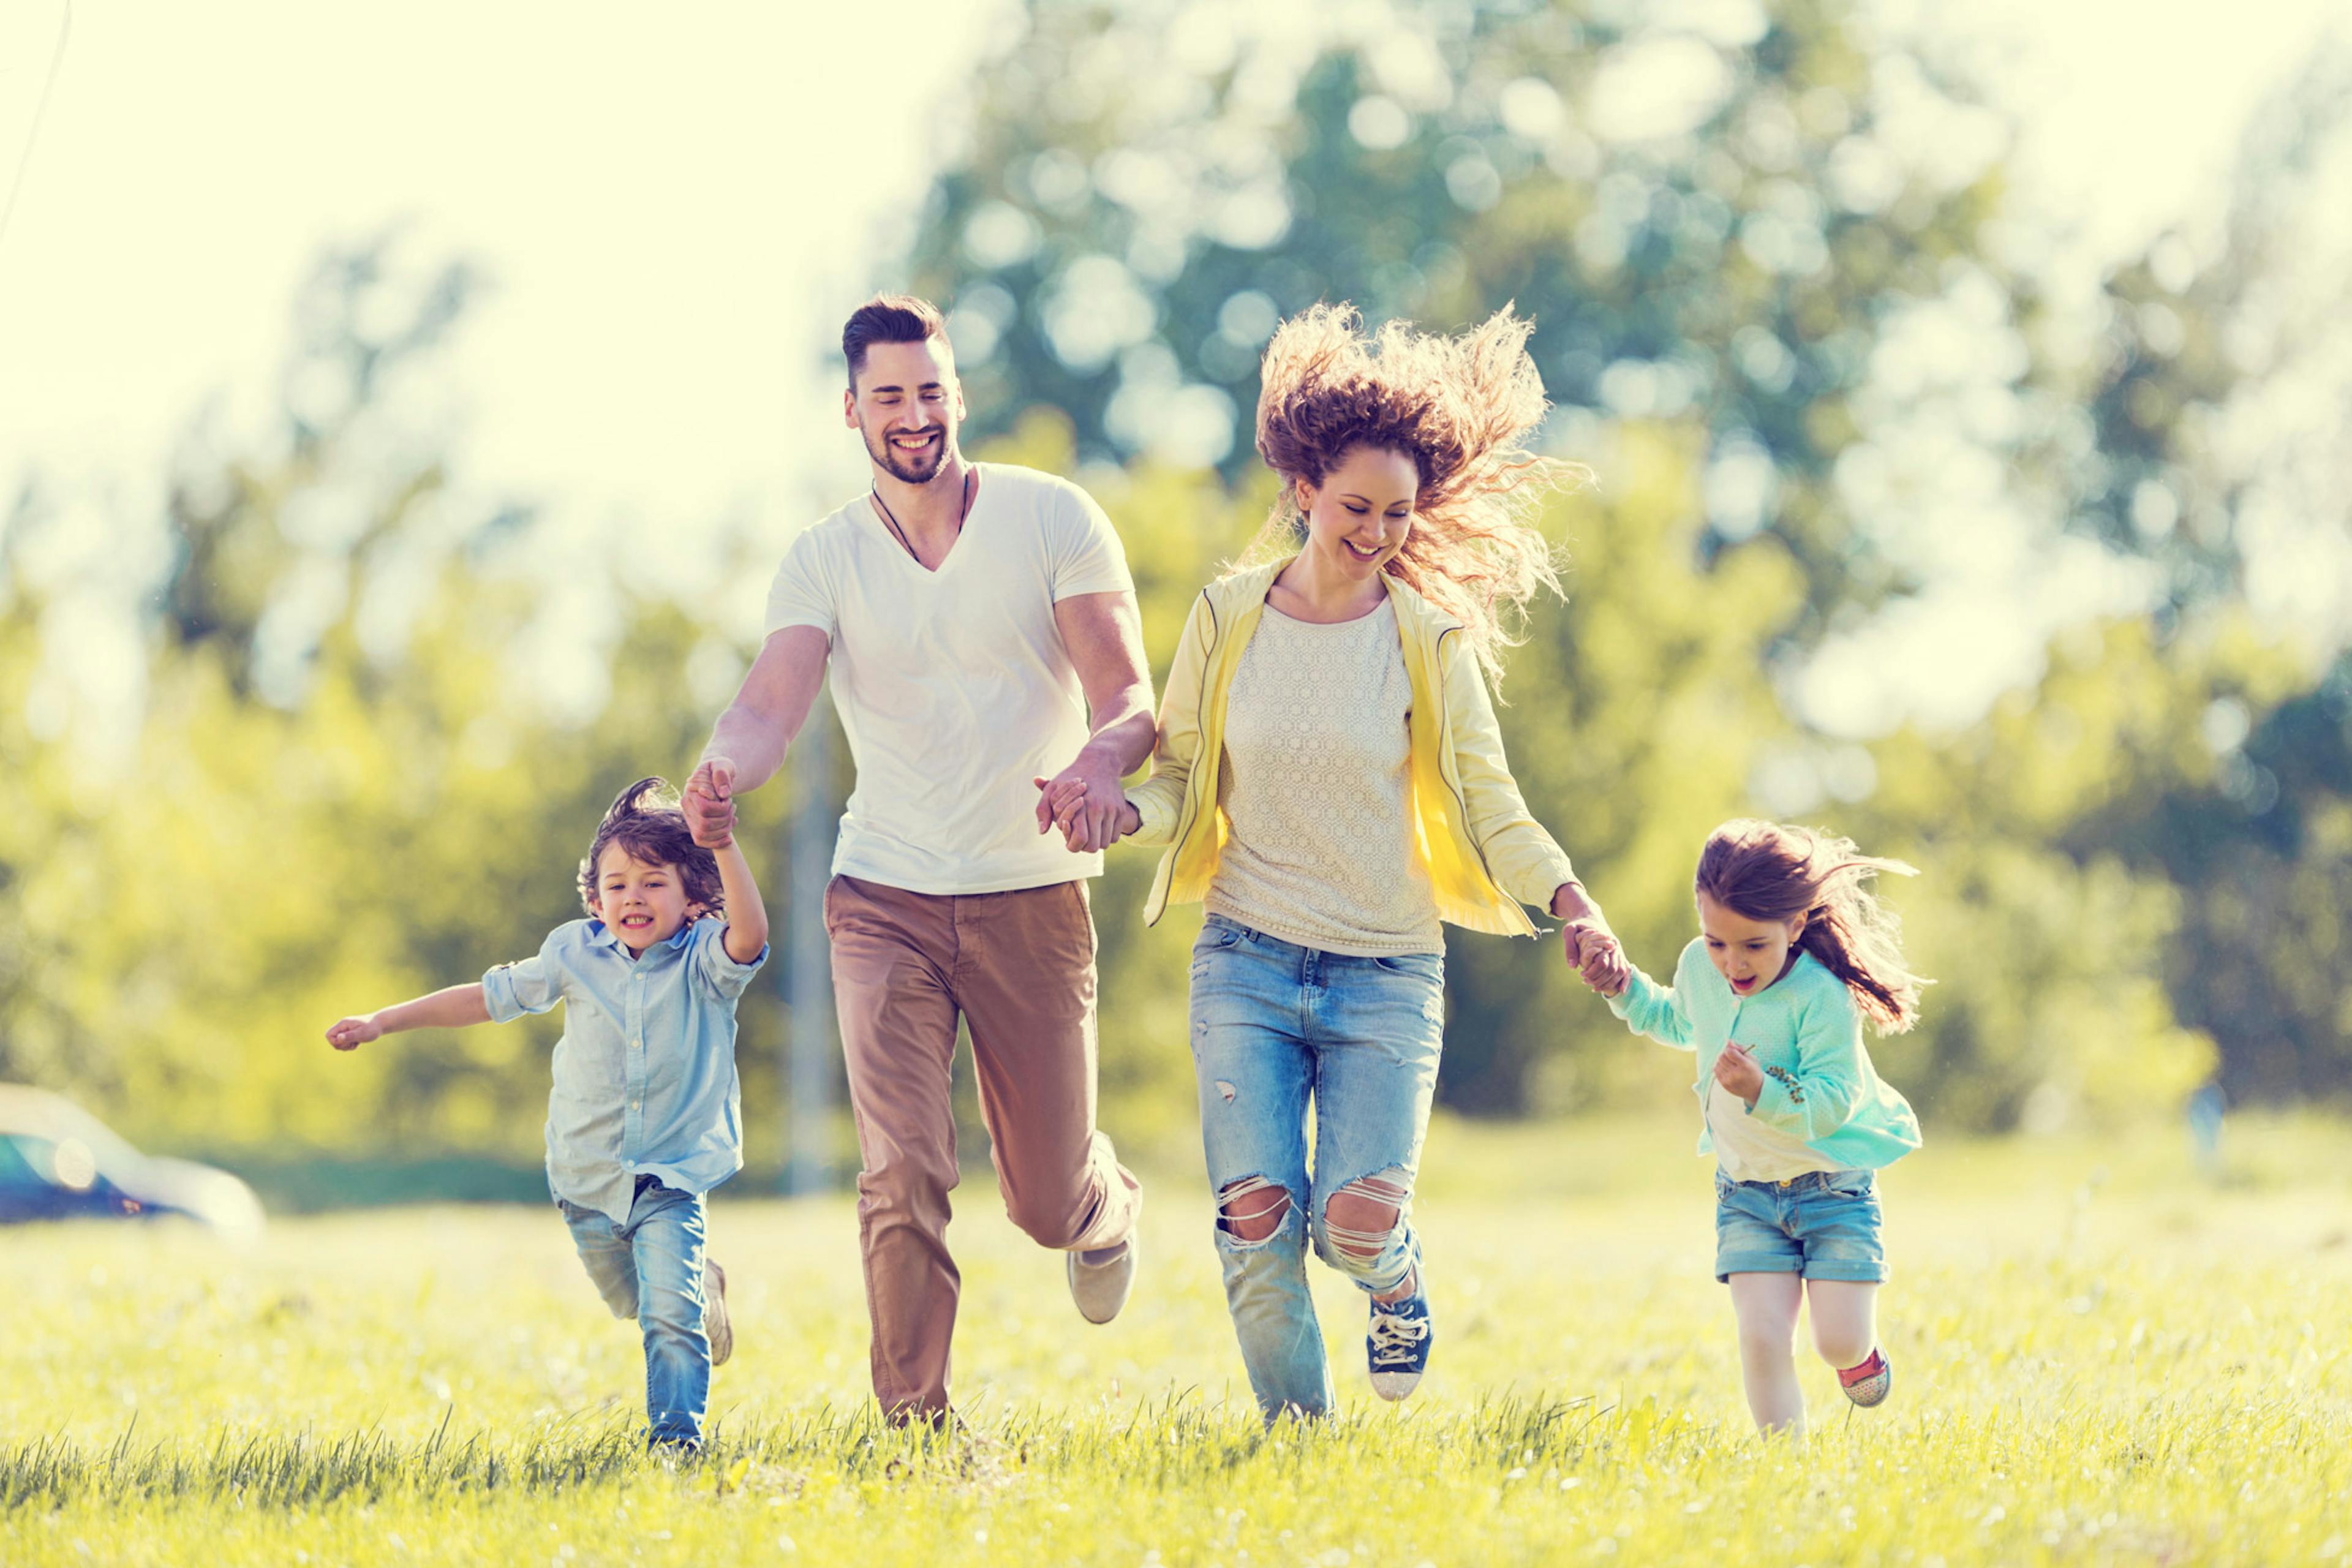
[325,1014,383,1052]
[1563,921,1630,997]
[1714,1041,1765,1105]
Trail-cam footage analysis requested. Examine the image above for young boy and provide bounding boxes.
[327,776,769,1452]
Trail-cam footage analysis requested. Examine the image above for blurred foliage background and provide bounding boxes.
[2,0,2348,1188]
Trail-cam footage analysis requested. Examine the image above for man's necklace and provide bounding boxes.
[870,467,975,565]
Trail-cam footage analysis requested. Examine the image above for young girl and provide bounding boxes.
[1581,819,1923,1435]
[1044,303,1621,1422]
[326,778,769,1453]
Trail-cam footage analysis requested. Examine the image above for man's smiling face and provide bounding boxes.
[846,336,965,484]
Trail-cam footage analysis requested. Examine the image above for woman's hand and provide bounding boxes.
[1034,775,1138,851]
[325,1014,383,1052]
[1714,1041,1765,1106]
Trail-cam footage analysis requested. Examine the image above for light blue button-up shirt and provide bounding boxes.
[483,914,768,1223]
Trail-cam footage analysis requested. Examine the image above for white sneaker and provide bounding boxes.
[1066,1234,1137,1325]
[704,1258,733,1367]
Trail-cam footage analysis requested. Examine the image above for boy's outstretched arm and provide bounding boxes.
[326,983,491,1050]
[712,838,769,965]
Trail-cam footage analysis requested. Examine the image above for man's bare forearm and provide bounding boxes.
[701,702,799,794]
[699,627,831,795]
[1077,698,1156,780]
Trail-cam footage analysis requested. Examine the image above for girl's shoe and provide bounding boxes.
[1838,1348,1890,1407]
[704,1259,733,1367]
[1367,1284,1434,1401]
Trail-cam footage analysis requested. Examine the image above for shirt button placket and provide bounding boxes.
[628,973,646,1138]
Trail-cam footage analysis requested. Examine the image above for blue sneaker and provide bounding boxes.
[1367,1282,1433,1401]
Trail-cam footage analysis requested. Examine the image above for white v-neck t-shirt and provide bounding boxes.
[762,462,1134,895]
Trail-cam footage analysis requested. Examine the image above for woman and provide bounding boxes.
[1047,303,1621,1420]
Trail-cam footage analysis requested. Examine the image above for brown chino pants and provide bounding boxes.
[824,873,1142,1420]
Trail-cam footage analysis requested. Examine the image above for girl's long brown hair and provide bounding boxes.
[1697,820,1926,1034]
[1246,303,1585,685]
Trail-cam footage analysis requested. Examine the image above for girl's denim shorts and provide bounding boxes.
[1713,1167,1887,1283]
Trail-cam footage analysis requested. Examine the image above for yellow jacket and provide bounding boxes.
[1128,560,1577,937]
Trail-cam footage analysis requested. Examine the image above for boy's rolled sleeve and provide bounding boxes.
[690,916,769,1001]
[483,936,564,1023]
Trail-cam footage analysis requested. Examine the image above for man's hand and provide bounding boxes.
[325,1015,382,1052]
[685,758,737,849]
[1714,1041,1765,1106]
[1562,919,1630,997]
[1033,748,1133,853]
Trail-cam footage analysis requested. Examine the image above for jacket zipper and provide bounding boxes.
[1431,624,1524,929]
[1153,589,1221,921]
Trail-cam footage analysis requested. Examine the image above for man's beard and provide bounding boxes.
[865,423,952,484]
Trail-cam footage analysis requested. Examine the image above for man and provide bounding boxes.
[684,295,1152,1425]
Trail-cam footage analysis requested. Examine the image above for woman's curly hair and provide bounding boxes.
[1246,302,1585,685]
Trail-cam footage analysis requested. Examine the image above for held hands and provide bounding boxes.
[325,1014,382,1052]
[1562,919,1631,997]
[684,758,737,849]
[1714,1041,1765,1107]
[1033,751,1137,853]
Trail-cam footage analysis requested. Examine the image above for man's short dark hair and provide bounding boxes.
[843,294,949,388]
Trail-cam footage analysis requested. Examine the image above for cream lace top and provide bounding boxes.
[1204,600,1445,956]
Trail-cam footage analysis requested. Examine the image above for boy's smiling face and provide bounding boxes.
[1698,891,1806,998]
[589,845,700,954]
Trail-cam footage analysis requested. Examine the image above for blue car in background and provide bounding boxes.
[0,1085,265,1233]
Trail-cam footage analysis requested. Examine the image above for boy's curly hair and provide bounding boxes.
[1245,302,1586,686]
[578,777,725,919]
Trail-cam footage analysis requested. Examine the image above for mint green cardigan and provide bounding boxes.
[1609,940,1922,1171]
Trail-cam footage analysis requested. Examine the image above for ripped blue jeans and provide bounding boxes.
[1188,914,1445,1421]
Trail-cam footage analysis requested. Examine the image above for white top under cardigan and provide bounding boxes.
[1203,600,1446,956]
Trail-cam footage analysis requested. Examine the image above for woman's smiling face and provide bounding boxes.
[1295,444,1418,580]
[1697,891,1806,997]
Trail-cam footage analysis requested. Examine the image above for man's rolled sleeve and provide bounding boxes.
[690,917,769,1001]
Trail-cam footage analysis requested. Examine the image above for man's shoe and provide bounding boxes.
[1067,1234,1137,1325]
[704,1258,733,1368]
[1838,1348,1891,1408]
[1367,1281,1434,1401]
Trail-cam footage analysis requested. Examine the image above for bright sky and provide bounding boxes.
[0,0,2343,737]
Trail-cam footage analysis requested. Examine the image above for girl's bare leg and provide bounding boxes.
[1726,1272,1806,1434]
[1805,1279,1879,1371]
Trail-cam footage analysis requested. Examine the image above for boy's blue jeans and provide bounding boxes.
[1188,914,1446,1422]
[559,1175,711,1447]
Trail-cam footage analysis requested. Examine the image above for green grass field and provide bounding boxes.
[6,1114,2350,1566]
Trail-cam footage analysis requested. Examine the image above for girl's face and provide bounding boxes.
[1295,445,1417,581]
[589,845,703,954]
[1697,891,1806,998]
